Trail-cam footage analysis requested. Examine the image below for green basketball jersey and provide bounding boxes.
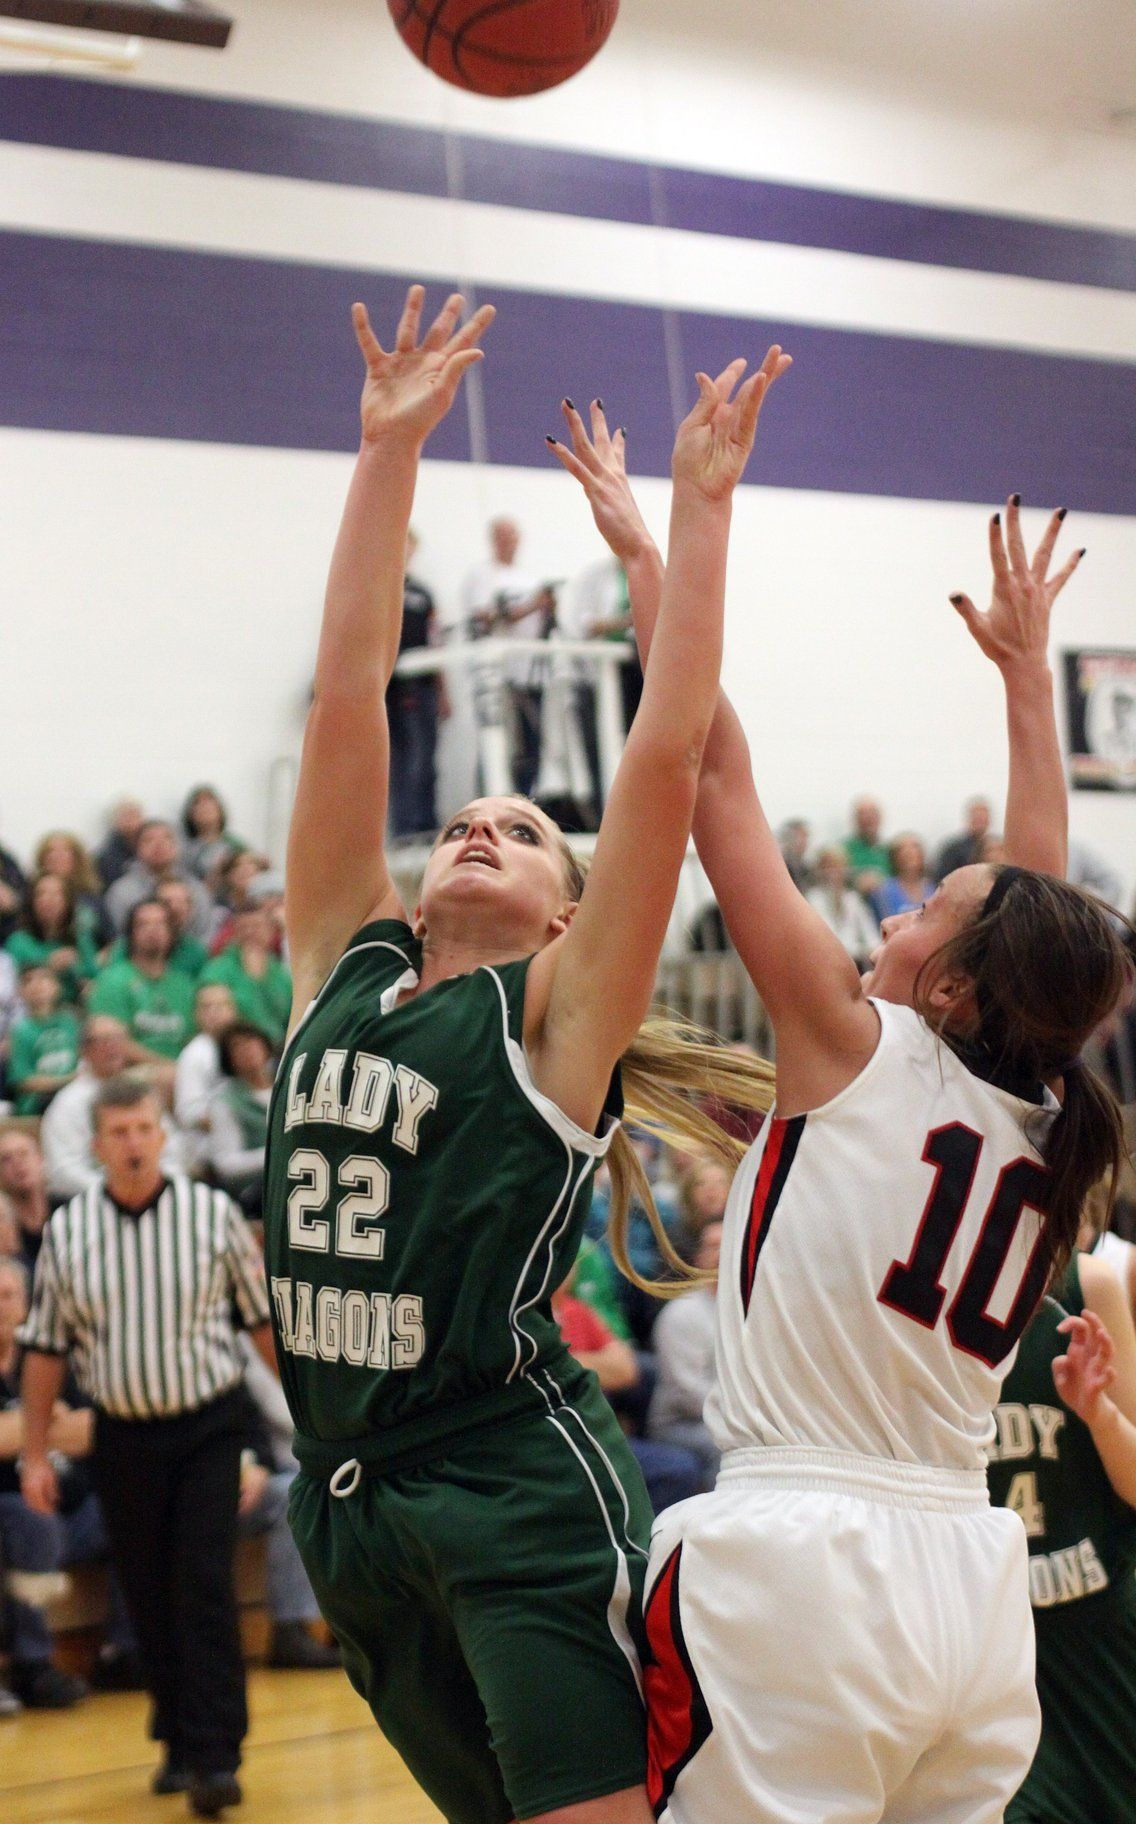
[988,1259,1136,1606]
[263,920,620,1453]
[989,1256,1136,1824]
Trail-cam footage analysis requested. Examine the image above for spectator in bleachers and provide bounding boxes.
[0,948,20,1064]
[841,795,889,898]
[0,1255,94,1710]
[200,908,291,1048]
[978,831,1007,866]
[174,983,238,1173]
[462,515,556,796]
[0,828,27,946]
[103,820,213,940]
[933,795,991,881]
[206,1022,274,1208]
[33,833,112,953]
[0,1127,52,1269]
[806,844,881,972]
[209,850,274,954]
[779,818,812,891]
[94,799,145,892]
[7,965,80,1116]
[106,880,209,977]
[872,833,934,922]
[0,1199,19,1262]
[387,531,450,839]
[648,1219,723,1490]
[40,1017,186,1200]
[155,878,210,979]
[677,1154,732,1254]
[88,900,198,1076]
[550,1267,701,1515]
[181,786,248,890]
[5,873,97,1005]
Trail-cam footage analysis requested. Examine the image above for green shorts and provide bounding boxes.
[288,1369,653,1823]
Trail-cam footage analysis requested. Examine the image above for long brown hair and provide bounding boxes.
[916,866,1132,1289]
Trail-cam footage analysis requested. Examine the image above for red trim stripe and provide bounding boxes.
[739,1114,805,1315]
[644,1544,713,1817]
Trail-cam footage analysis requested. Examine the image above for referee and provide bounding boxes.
[18,1074,276,1819]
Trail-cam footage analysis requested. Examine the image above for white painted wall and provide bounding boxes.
[2,0,1134,892]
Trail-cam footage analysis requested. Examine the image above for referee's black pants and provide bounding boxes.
[91,1387,247,1775]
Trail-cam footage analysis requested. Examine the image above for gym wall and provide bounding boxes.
[2,0,1134,890]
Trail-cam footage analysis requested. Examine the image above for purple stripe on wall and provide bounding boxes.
[2,231,1134,515]
[3,72,1136,293]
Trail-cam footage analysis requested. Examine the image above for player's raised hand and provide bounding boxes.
[949,498,1085,673]
[670,347,791,504]
[353,285,495,450]
[547,400,653,562]
[1054,1309,1117,1425]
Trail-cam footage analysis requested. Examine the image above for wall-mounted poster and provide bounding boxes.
[1063,649,1136,792]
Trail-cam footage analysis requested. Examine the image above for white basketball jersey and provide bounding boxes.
[707,999,1058,1472]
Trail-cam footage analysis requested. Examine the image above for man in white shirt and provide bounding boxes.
[461,516,555,796]
[173,983,238,1172]
[39,1016,185,1200]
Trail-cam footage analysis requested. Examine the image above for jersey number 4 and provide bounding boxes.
[878,1123,1049,1368]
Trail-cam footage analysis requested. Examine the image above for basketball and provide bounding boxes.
[387,0,620,98]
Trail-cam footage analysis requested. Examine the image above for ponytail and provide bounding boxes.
[1035,1061,1125,1287]
[916,866,1133,1292]
[605,1016,776,1299]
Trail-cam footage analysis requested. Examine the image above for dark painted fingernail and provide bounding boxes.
[562,397,574,410]
[1078,547,1087,558]
[1057,507,1067,520]
[545,435,558,446]
[595,398,604,410]
[1010,493,1021,506]
[620,426,628,438]
[949,594,964,605]
[992,512,1001,525]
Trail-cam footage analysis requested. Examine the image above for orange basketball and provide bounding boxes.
[388,0,620,98]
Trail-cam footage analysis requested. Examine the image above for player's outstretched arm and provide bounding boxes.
[528,358,781,1127]
[1057,1255,1136,1506]
[285,286,494,1025]
[949,498,1082,879]
[550,379,881,1115]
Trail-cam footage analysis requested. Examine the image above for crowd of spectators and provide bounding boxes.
[776,793,1127,975]
[0,734,1132,1763]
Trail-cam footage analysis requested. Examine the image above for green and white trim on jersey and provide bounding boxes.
[478,966,619,1385]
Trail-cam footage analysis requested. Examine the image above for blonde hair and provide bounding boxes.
[33,831,100,897]
[607,1017,776,1299]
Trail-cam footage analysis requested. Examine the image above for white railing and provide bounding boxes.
[394,634,633,802]
[655,952,775,1056]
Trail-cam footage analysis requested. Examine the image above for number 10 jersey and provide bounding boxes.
[707,997,1058,1473]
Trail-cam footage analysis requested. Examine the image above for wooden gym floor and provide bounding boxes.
[1,1668,442,1823]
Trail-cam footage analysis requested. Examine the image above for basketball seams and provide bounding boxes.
[391,0,618,86]
[450,0,605,86]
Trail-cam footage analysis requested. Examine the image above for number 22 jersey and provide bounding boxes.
[262,920,620,1447]
[707,998,1057,1473]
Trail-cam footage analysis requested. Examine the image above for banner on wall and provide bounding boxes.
[1063,649,1136,792]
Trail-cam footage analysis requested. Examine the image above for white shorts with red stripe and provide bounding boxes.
[643,1447,1038,1824]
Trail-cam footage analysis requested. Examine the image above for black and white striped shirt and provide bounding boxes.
[18,1176,271,1419]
